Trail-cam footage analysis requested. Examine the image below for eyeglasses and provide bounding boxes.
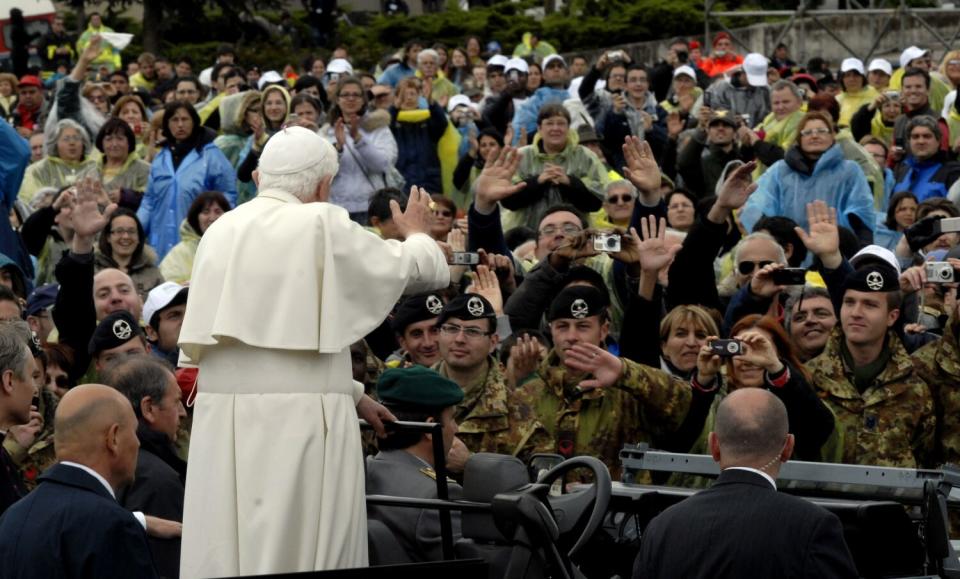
[110,228,138,237]
[538,224,582,237]
[339,92,364,99]
[606,194,636,204]
[608,74,626,81]
[439,323,492,339]
[799,127,831,137]
[52,375,73,391]
[737,260,774,275]
[59,134,83,143]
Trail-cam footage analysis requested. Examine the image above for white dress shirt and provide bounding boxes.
[725,466,777,490]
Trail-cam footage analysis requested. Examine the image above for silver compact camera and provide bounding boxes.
[926,261,955,284]
[450,252,480,266]
[593,233,622,253]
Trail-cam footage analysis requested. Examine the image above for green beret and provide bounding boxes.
[377,366,464,408]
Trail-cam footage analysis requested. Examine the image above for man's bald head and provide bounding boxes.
[93,269,142,322]
[712,388,791,467]
[54,384,139,490]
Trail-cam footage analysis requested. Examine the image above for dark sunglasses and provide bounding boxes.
[53,375,74,391]
[605,194,635,204]
[737,260,774,275]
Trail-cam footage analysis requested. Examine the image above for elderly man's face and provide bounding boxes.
[536,210,583,260]
[603,185,636,225]
[735,238,782,288]
[419,55,438,79]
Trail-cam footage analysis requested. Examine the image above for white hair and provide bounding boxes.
[257,155,339,202]
[417,49,439,65]
[733,232,788,267]
[46,118,91,158]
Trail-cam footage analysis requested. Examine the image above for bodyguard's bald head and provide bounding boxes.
[713,388,789,464]
[54,384,135,462]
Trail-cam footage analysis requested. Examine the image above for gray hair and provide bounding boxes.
[47,118,91,159]
[733,232,788,267]
[0,320,34,381]
[604,179,637,197]
[906,115,942,146]
[417,49,440,66]
[771,79,802,101]
[101,355,174,420]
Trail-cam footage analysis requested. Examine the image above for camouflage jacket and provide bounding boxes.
[3,389,59,490]
[508,351,692,480]
[807,329,935,468]
[912,313,960,466]
[433,356,514,455]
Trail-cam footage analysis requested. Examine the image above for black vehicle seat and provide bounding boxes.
[367,518,413,565]
[455,453,531,577]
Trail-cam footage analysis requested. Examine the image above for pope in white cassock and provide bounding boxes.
[177,126,450,577]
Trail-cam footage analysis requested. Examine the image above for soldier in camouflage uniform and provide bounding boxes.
[431,293,514,455]
[385,292,447,369]
[913,304,960,467]
[807,265,935,468]
[507,285,692,480]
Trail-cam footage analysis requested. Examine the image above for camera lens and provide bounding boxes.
[606,237,617,248]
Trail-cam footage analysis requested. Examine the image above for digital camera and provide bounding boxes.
[709,339,744,357]
[593,233,622,253]
[926,261,955,284]
[450,252,480,266]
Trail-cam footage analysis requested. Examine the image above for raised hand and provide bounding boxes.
[633,216,681,273]
[562,343,624,390]
[72,176,116,239]
[507,333,543,388]
[479,250,517,292]
[551,229,599,266]
[715,160,758,211]
[468,264,503,314]
[390,186,433,239]
[794,201,841,268]
[621,135,661,193]
[474,147,526,211]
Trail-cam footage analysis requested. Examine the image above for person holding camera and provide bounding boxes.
[850,87,903,146]
[481,57,531,138]
[676,109,751,199]
[700,32,744,79]
[649,37,710,103]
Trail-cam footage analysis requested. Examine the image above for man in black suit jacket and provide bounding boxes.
[634,388,858,579]
[0,384,159,579]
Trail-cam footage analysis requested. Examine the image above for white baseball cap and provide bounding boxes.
[447,94,472,112]
[673,65,696,80]
[867,58,893,76]
[542,54,567,69]
[487,54,509,69]
[143,282,188,327]
[900,46,929,69]
[742,53,769,87]
[257,70,283,90]
[505,57,529,74]
[840,58,865,76]
[327,58,354,75]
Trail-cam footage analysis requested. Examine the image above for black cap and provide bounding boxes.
[391,293,445,333]
[842,264,899,295]
[708,109,738,128]
[88,310,144,355]
[437,293,496,326]
[547,285,608,322]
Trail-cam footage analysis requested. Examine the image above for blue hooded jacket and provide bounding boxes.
[740,143,876,241]
[138,132,237,260]
[0,118,34,281]
[892,153,960,202]
[510,86,570,145]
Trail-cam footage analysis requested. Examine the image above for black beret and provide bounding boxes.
[842,264,899,295]
[88,310,144,355]
[437,293,496,326]
[377,366,464,408]
[391,293,445,333]
[547,285,608,322]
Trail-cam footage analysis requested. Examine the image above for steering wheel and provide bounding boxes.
[537,456,612,559]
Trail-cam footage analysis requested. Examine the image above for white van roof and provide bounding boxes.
[0,0,56,19]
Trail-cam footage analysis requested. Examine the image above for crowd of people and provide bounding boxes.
[2,9,960,577]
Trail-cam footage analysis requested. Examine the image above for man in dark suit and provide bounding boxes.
[634,388,858,579]
[105,355,187,579]
[0,383,160,579]
[0,321,39,516]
